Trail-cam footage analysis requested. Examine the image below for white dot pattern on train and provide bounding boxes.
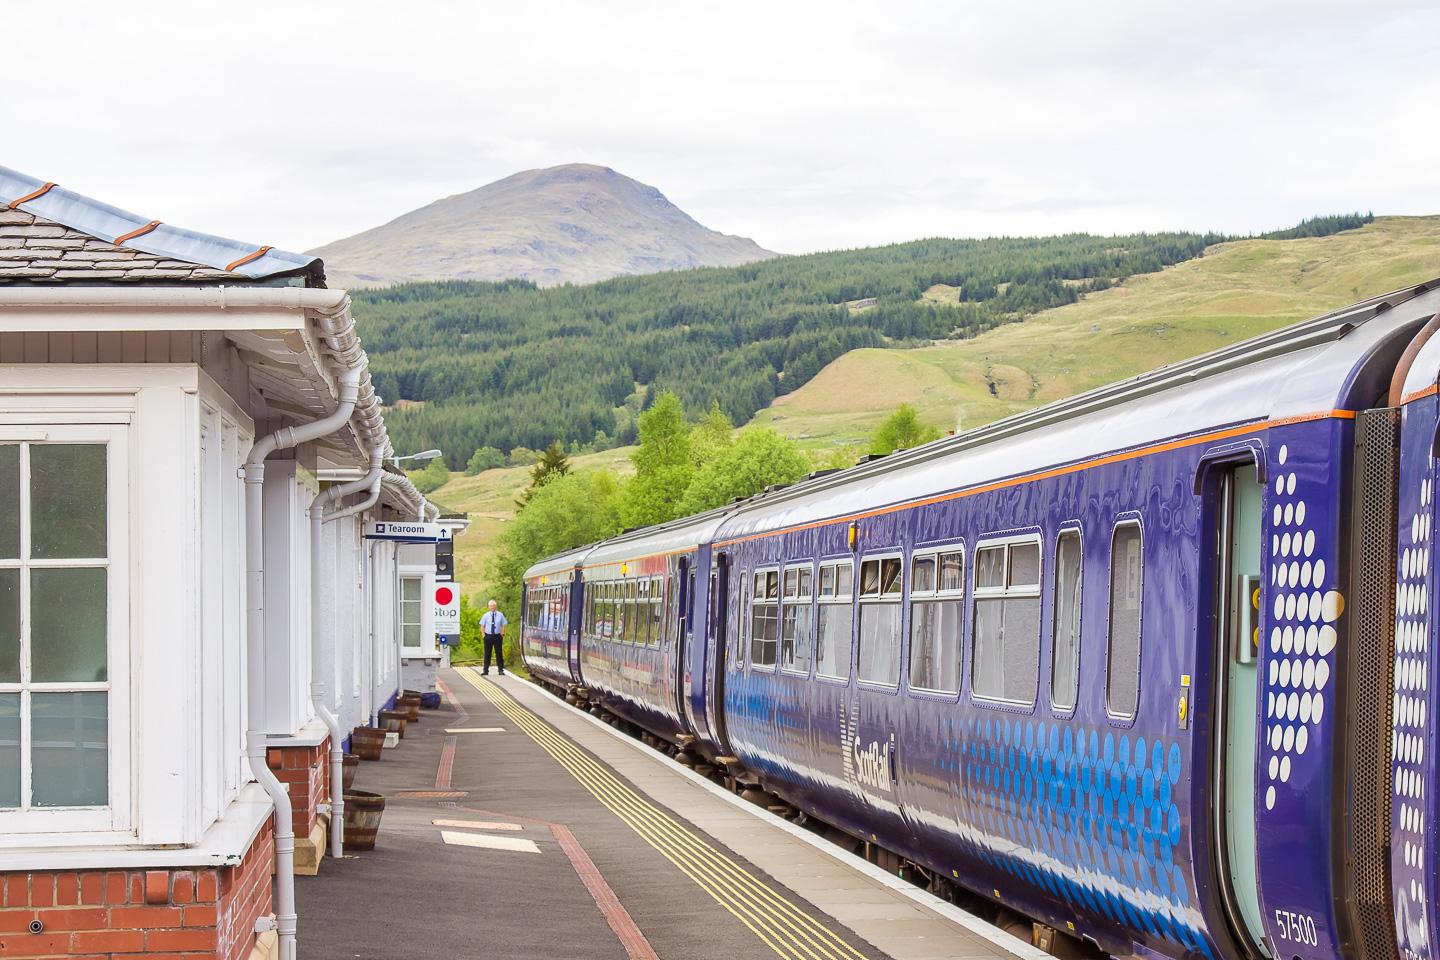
[1394,472,1432,944]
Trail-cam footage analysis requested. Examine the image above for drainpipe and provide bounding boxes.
[245,367,361,960]
[308,449,383,861]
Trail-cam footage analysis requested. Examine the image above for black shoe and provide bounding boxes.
[498,671,506,675]
[481,670,489,675]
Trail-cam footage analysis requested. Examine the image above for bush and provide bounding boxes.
[465,446,505,475]
[409,455,451,494]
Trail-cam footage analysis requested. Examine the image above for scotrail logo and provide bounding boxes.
[839,701,893,794]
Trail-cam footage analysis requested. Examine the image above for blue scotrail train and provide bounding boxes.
[519,279,1440,960]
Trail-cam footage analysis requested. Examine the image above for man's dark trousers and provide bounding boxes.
[482,634,505,674]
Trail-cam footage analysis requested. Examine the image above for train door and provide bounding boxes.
[568,575,583,683]
[705,553,732,753]
[675,557,691,722]
[1212,461,1270,957]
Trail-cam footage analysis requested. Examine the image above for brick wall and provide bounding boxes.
[0,821,273,959]
[265,739,330,837]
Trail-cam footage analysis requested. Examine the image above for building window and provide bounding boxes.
[909,549,964,694]
[815,561,854,679]
[1052,530,1083,711]
[972,537,1042,704]
[400,576,423,649]
[857,555,902,686]
[0,431,126,824]
[1106,523,1143,717]
[749,569,779,667]
[779,564,814,674]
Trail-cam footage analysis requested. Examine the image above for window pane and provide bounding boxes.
[798,567,813,597]
[1000,597,1041,701]
[0,445,17,559]
[0,570,16,683]
[764,571,779,600]
[858,603,901,685]
[750,601,778,665]
[1009,542,1040,587]
[403,623,421,648]
[819,565,836,597]
[859,559,880,596]
[0,693,17,808]
[32,567,107,682]
[973,597,1004,696]
[912,556,936,593]
[783,568,799,598]
[401,578,420,603]
[909,599,962,694]
[977,547,1005,589]
[1052,532,1083,709]
[940,553,964,592]
[1107,525,1143,715]
[30,444,107,560]
[816,603,853,679]
[651,597,663,646]
[880,558,902,595]
[32,691,108,807]
[834,564,853,597]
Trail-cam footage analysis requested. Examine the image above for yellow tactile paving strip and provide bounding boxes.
[459,667,871,960]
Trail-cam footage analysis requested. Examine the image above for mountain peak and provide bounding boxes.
[310,164,777,288]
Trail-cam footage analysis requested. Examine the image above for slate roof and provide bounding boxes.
[0,165,321,285]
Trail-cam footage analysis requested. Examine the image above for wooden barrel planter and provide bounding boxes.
[342,753,359,791]
[351,727,386,761]
[397,694,422,722]
[343,790,386,851]
[378,709,408,738]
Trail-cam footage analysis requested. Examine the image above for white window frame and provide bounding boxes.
[0,423,131,838]
[398,566,435,657]
[815,559,854,683]
[1105,520,1145,720]
[779,562,815,676]
[748,567,780,669]
[970,532,1044,707]
[856,552,903,689]
[907,544,966,696]
[1050,526,1084,714]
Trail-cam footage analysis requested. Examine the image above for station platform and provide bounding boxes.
[297,667,1044,960]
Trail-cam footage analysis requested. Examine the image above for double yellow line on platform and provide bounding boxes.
[458,668,870,960]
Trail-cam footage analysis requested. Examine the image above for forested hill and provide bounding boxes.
[356,215,1371,463]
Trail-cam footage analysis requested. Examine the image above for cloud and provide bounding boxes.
[4,0,1437,253]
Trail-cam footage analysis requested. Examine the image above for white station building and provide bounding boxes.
[0,167,460,960]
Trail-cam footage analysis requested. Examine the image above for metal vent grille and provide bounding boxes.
[1341,407,1400,960]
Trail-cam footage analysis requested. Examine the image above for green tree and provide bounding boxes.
[620,392,694,528]
[488,470,625,641]
[465,446,504,475]
[868,404,943,457]
[409,455,450,494]
[455,593,484,662]
[690,401,734,470]
[507,446,543,467]
[520,440,572,505]
[680,427,810,514]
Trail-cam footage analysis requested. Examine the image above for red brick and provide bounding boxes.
[78,872,104,905]
[147,927,217,950]
[55,873,79,906]
[195,872,218,903]
[70,928,146,953]
[35,906,108,931]
[144,870,169,905]
[30,873,53,908]
[0,932,68,956]
[111,905,183,929]
[129,872,145,903]
[182,903,216,927]
[172,872,194,905]
[1,876,24,908]
[105,871,128,905]
[0,911,38,933]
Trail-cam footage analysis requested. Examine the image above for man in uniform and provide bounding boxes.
[481,599,508,676]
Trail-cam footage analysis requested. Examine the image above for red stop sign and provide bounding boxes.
[435,586,454,605]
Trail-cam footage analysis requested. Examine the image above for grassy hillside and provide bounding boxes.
[432,215,1438,600]
[755,215,1440,445]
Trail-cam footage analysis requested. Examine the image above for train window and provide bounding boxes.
[651,578,664,647]
[1106,523,1143,717]
[628,581,642,644]
[972,537,1042,704]
[910,549,963,694]
[750,569,780,666]
[735,572,750,666]
[780,562,815,674]
[1052,531,1083,711]
[858,555,902,686]
[816,560,854,679]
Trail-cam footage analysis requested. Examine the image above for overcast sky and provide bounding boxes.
[6,0,1439,255]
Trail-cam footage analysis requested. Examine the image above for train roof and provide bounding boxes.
[711,279,1440,544]
[525,542,598,581]
[580,506,736,570]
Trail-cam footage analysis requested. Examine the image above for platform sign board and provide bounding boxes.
[434,583,460,634]
[365,521,447,543]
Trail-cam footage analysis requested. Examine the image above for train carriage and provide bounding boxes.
[521,543,593,687]
[519,280,1440,960]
